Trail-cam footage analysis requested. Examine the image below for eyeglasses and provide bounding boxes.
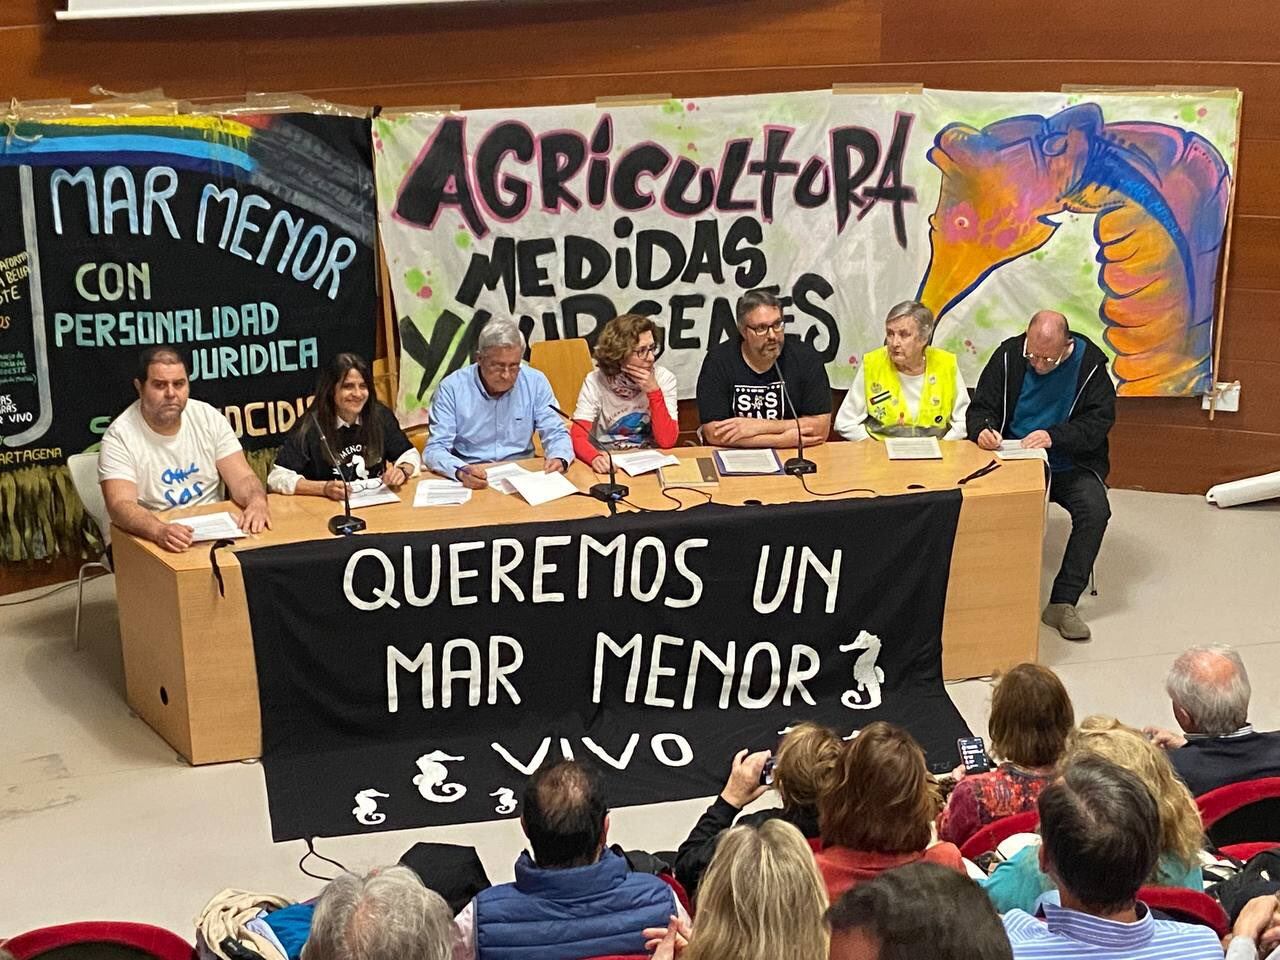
[479,359,522,375]
[347,477,384,492]
[631,344,658,359]
[1023,347,1067,366]
[744,319,787,337]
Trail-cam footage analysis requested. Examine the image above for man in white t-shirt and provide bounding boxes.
[98,347,271,552]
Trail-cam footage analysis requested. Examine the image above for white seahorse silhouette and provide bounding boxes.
[839,630,885,710]
[413,750,467,803]
[352,788,390,825]
[490,787,517,815]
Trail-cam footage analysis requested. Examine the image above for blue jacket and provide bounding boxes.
[474,849,675,960]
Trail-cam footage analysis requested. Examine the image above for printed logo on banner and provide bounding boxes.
[241,493,973,840]
[352,788,390,826]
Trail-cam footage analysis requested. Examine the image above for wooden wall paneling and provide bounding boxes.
[238,0,881,94]
[1222,217,1280,292]
[1231,139,1280,218]
[1219,287,1280,365]
[1110,422,1280,492]
[0,25,247,101]
[1112,359,1280,432]
[880,0,1280,63]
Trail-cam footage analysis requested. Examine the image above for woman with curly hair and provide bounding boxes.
[981,714,1205,913]
[645,820,828,960]
[572,313,679,471]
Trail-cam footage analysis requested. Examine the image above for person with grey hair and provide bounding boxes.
[834,299,969,442]
[694,288,832,448]
[1144,644,1280,796]
[967,309,1116,641]
[423,317,572,489]
[302,865,454,960]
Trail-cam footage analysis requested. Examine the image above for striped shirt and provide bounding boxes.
[1002,901,1223,959]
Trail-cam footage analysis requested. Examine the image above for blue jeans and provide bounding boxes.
[1048,468,1111,606]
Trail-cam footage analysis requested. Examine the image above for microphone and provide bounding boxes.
[313,411,367,536]
[547,403,629,514]
[772,361,817,476]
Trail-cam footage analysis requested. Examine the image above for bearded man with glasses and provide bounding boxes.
[695,288,832,449]
[967,310,1116,641]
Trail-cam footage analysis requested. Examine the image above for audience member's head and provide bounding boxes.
[521,759,609,868]
[1065,715,1204,870]
[988,663,1075,769]
[820,722,939,854]
[688,820,828,960]
[301,865,453,960]
[774,721,842,815]
[827,862,1013,960]
[1166,644,1252,737]
[1037,755,1160,916]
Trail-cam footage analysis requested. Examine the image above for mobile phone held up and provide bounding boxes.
[957,736,991,775]
[759,755,777,786]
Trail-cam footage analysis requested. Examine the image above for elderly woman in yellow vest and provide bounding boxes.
[835,300,970,441]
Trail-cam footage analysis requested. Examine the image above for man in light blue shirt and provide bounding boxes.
[424,317,573,488]
[1002,755,1221,959]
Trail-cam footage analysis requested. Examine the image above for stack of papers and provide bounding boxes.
[414,480,472,507]
[486,462,535,494]
[994,441,1048,462]
[348,483,402,508]
[713,448,783,476]
[509,470,580,506]
[885,437,943,460]
[611,450,680,476]
[179,511,246,542]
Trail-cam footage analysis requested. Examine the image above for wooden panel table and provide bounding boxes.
[112,442,1044,764]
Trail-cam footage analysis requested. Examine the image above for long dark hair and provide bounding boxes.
[307,352,384,467]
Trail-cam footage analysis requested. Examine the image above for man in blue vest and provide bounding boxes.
[968,310,1116,641]
[453,760,684,960]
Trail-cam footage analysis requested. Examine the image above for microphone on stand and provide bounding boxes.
[313,412,366,536]
[547,403,629,514]
[772,361,817,476]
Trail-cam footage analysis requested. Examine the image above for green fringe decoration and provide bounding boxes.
[246,446,279,487]
[0,445,280,564]
[0,463,103,563]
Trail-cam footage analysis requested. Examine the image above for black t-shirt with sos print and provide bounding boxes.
[695,336,832,424]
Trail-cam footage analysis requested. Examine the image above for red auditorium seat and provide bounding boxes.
[658,871,693,917]
[1197,776,1280,848]
[1137,886,1229,938]
[1220,841,1280,861]
[958,810,1040,861]
[2,922,197,960]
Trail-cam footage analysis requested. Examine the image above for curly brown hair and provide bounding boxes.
[819,722,939,854]
[592,313,658,377]
[775,722,842,813]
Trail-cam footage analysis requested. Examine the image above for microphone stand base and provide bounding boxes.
[589,482,630,503]
[329,514,367,536]
[783,458,817,476]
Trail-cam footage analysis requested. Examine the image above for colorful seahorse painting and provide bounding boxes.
[916,104,1232,396]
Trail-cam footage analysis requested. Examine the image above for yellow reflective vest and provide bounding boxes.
[862,346,959,439]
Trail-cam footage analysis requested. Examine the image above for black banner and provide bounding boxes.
[239,493,970,841]
[0,113,376,472]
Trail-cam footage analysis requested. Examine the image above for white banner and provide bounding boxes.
[375,87,1240,425]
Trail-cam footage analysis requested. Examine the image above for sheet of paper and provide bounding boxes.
[180,511,247,542]
[348,483,402,508]
[413,480,473,507]
[995,441,1049,462]
[884,437,943,460]
[714,448,782,475]
[508,470,580,506]
[611,450,680,476]
[485,461,534,494]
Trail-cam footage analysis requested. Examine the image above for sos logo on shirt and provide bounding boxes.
[731,383,785,420]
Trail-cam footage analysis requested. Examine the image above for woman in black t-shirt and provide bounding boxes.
[268,353,419,500]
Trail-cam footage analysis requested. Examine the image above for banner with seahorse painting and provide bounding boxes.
[0,112,377,560]
[376,87,1238,422]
